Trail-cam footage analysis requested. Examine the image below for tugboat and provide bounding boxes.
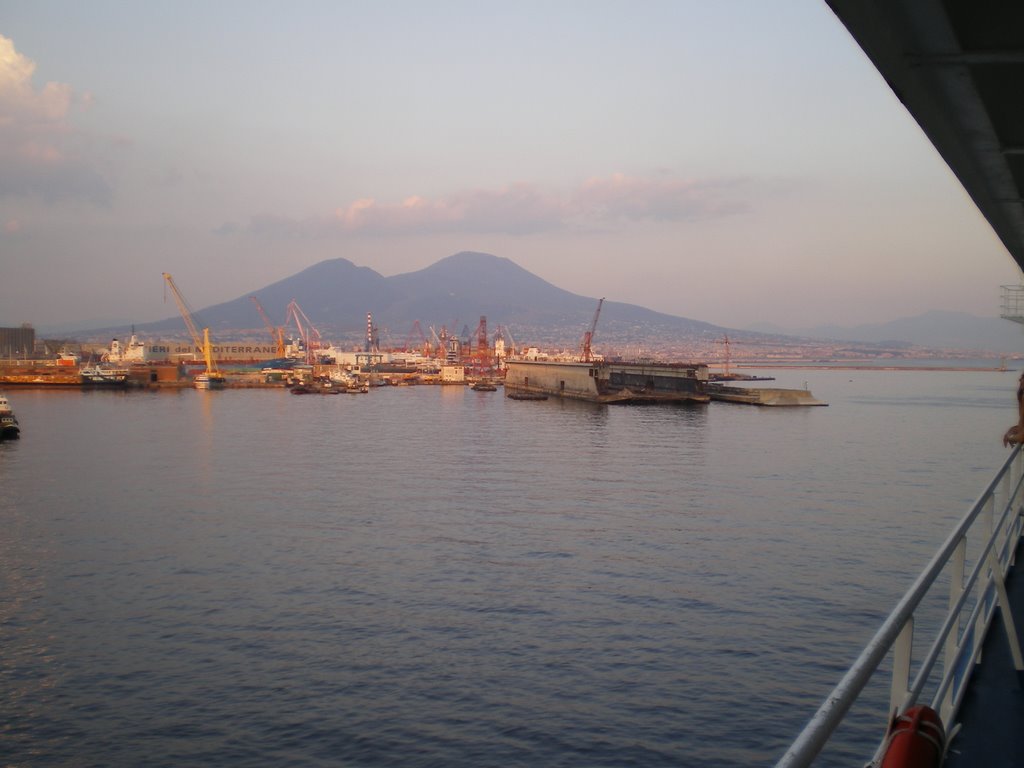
[0,393,20,440]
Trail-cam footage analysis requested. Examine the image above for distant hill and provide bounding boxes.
[749,310,1024,354]
[78,252,730,346]
[65,253,1024,354]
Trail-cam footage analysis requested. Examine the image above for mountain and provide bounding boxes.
[748,310,1024,353]
[82,252,728,346]
[68,253,1023,354]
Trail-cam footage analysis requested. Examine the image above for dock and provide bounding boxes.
[504,358,710,404]
[706,383,827,406]
[504,358,826,406]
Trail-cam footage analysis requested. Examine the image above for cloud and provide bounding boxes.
[575,173,750,221]
[0,34,112,204]
[223,173,749,238]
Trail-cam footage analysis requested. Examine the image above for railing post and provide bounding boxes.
[974,496,996,666]
[987,537,1024,675]
[891,618,914,713]
[941,537,967,721]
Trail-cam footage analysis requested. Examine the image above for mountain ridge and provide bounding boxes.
[750,310,1024,353]
[50,252,1024,354]
[71,251,727,347]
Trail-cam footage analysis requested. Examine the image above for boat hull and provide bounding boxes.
[0,414,19,440]
[194,374,226,390]
[79,366,130,387]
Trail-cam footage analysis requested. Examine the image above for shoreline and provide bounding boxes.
[733,363,1011,372]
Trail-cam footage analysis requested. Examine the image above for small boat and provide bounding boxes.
[80,364,130,387]
[0,394,20,440]
[194,372,226,390]
[471,380,498,391]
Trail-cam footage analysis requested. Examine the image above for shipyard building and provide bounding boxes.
[0,325,36,359]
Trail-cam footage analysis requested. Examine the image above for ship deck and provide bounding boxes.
[944,538,1024,768]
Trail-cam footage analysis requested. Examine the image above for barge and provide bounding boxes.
[504,359,710,404]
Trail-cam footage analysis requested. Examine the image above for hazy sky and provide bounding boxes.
[2,1,1021,333]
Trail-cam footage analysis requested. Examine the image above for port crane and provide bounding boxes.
[471,316,490,370]
[495,325,516,356]
[715,335,732,378]
[403,320,429,356]
[162,272,224,385]
[249,297,286,357]
[581,297,604,362]
[428,326,445,359]
[285,300,322,364]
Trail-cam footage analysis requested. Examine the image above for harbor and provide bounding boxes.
[1,314,829,405]
[0,354,828,407]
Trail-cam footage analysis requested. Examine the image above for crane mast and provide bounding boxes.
[581,297,604,363]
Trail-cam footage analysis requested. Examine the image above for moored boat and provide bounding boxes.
[79,365,130,387]
[194,372,226,390]
[194,373,226,390]
[0,394,20,440]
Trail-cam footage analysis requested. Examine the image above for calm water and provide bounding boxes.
[1,368,1018,767]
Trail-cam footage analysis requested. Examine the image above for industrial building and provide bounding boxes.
[0,325,36,359]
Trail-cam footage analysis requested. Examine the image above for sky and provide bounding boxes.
[1,0,1021,334]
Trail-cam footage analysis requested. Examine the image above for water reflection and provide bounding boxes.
[0,373,1017,767]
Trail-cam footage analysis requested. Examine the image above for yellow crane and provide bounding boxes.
[162,272,225,388]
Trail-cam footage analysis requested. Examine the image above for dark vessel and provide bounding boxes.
[79,365,130,387]
[0,394,20,440]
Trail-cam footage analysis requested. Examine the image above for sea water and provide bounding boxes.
[0,367,1017,766]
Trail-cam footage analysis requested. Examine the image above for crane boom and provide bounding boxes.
[285,300,321,363]
[250,296,286,357]
[162,272,204,351]
[162,272,220,377]
[581,297,604,362]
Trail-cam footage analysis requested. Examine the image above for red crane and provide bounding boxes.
[403,320,428,354]
[472,315,489,368]
[581,297,604,362]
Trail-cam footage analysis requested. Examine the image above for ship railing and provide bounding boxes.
[776,445,1024,767]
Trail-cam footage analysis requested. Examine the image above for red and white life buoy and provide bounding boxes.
[879,705,945,768]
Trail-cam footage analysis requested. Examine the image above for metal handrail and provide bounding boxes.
[776,446,1024,767]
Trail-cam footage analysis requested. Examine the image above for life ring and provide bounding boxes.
[879,705,945,768]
